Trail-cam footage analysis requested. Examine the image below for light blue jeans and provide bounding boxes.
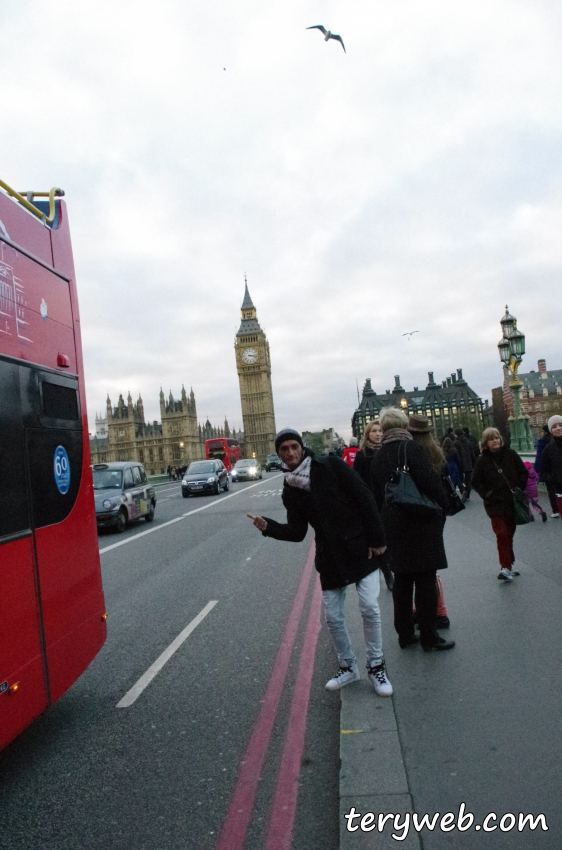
[322,569,383,670]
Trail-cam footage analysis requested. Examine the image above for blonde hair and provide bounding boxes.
[360,419,381,451]
[481,427,503,450]
[379,407,408,432]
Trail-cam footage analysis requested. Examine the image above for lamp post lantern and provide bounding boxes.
[497,306,533,452]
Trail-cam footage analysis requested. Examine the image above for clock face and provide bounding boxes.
[242,347,258,364]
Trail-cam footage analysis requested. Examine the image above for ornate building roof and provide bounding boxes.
[518,360,562,397]
[352,369,483,438]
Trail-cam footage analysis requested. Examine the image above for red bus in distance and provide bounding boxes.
[205,437,241,471]
[0,180,107,751]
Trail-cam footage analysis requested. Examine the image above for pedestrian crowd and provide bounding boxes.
[248,412,561,697]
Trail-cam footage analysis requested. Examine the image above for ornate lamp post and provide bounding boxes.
[497,306,533,452]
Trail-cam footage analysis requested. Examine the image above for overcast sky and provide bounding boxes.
[2,0,561,438]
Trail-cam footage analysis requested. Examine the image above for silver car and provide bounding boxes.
[93,462,156,532]
[231,458,263,481]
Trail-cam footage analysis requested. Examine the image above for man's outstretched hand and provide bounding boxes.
[248,514,268,532]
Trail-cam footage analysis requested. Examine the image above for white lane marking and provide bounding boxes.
[116,601,218,708]
[99,474,283,555]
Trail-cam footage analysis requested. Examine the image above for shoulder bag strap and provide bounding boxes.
[492,460,516,494]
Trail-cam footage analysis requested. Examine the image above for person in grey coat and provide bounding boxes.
[248,428,393,696]
[370,408,455,653]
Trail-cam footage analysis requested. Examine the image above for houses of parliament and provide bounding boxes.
[89,283,276,474]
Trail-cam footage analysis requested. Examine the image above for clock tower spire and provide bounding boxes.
[235,279,276,461]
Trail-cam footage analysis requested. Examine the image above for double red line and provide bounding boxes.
[215,543,322,850]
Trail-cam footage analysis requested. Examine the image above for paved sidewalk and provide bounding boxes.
[338,495,562,850]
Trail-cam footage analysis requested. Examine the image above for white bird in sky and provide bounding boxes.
[306,25,346,53]
[402,331,419,340]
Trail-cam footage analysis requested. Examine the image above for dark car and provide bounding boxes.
[231,458,262,481]
[265,454,281,471]
[93,462,156,532]
[182,460,229,497]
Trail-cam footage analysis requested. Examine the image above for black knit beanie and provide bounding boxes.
[274,428,304,454]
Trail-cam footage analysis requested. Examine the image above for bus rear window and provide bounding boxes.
[42,381,79,420]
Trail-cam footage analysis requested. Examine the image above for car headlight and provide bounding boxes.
[207,476,217,483]
[103,499,112,509]
[250,467,257,474]
[182,478,187,485]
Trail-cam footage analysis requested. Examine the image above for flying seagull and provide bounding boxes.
[306,25,346,53]
[402,331,419,340]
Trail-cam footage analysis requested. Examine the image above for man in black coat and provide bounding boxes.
[248,428,393,697]
[540,415,562,518]
[463,427,480,460]
[453,427,475,501]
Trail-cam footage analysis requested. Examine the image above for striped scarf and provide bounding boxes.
[283,454,312,491]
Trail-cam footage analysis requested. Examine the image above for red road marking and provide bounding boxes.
[214,543,316,850]
[264,577,323,850]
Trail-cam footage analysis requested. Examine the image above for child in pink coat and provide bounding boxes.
[524,461,547,522]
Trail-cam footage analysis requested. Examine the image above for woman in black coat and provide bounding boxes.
[354,421,394,591]
[538,415,562,518]
[370,408,454,652]
[471,428,528,581]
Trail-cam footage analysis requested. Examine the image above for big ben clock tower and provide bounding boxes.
[235,279,276,460]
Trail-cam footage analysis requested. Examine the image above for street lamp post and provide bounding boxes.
[497,306,533,452]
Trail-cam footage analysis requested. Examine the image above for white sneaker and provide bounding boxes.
[498,568,513,581]
[325,663,360,690]
[368,661,393,697]
[510,567,521,576]
[551,513,560,519]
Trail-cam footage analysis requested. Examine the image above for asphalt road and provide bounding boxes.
[0,473,340,850]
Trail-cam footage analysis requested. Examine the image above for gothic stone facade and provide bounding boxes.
[89,387,241,475]
[234,282,276,461]
[352,369,484,441]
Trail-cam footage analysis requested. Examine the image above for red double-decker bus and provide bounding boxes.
[0,179,106,750]
[205,437,241,471]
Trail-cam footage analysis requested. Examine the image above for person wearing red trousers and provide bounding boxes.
[472,428,528,581]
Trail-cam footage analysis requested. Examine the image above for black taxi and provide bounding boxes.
[92,462,157,532]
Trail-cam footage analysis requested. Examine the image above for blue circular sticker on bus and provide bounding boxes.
[53,446,71,495]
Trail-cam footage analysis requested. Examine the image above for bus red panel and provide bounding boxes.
[0,535,49,750]
[46,611,106,704]
[0,199,53,268]
[33,495,106,702]
[0,655,50,751]
[0,245,76,372]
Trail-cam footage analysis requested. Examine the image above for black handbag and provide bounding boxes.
[493,463,531,526]
[385,442,442,518]
[441,473,465,516]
